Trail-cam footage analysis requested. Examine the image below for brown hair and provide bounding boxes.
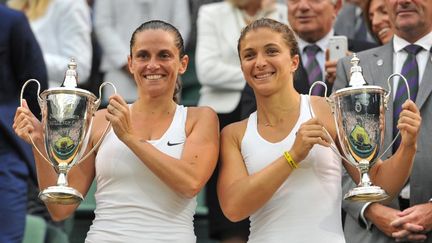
[129,20,185,103]
[237,18,299,59]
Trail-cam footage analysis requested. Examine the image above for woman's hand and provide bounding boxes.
[290,118,331,163]
[105,94,133,143]
[13,99,43,144]
[397,100,421,148]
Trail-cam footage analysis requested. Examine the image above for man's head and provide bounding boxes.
[287,0,342,43]
[385,0,432,43]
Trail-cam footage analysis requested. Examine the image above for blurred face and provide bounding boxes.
[287,0,341,42]
[385,0,432,42]
[369,0,394,44]
[239,28,299,96]
[128,30,188,98]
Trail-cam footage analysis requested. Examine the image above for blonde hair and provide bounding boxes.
[226,0,250,8]
[7,0,52,20]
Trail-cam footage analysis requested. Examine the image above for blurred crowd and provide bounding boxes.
[1,0,431,243]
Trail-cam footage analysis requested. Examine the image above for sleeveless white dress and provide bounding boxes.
[85,105,196,243]
[242,95,346,243]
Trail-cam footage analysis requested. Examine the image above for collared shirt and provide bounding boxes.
[297,29,335,77]
[392,32,432,199]
[392,32,432,100]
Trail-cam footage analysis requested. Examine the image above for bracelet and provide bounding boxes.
[283,151,298,170]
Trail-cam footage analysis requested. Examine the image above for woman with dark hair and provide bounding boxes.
[13,20,219,243]
[217,18,421,242]
[364,0,394,44]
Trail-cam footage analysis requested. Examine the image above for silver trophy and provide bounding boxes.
[20,58,116,204]
[310,54,410,202]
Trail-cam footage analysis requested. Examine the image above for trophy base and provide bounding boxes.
[344,185,389,202]
[39,186,83,205]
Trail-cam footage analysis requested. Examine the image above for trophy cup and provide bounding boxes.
[20,58,116,204]
[310,54,410,202]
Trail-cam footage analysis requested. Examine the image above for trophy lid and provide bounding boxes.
[40,57,96,101]
[61,58,79,88]
[348,53,368,87]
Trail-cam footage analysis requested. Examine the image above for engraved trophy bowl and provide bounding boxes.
[309,54,411,202]
[330,84,389,201]
[20,59,116,204]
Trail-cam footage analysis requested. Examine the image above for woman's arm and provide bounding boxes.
[217,122,294,222]
[218,113,332,222]
[368,100,421,199]
[107,95,220,198]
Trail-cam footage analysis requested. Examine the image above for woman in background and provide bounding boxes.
[8,0,92,87]
[364,0,394,44]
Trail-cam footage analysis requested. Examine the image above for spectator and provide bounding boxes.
[8,0,92,88]
[240,0,376,119]
[334,0,432,242]
[0,4,48,242]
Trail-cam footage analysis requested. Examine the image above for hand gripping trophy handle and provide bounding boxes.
[308,54,412,202]
[19,59,117,204]
[20,80,117,166]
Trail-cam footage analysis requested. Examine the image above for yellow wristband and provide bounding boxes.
[283,151,298,170]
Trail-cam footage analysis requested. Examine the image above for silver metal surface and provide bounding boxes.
[20,58,115,204]
[309,54,393,202]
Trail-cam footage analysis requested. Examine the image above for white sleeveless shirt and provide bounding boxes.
[86,105,196,243]
[242,95,345,243]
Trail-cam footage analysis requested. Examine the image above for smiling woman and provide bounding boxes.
[13,20,219,243]
[365,0,395,44]
[217,18,421,243]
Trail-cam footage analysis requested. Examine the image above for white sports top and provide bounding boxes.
[242,95,345,243]
[86,105,196,243]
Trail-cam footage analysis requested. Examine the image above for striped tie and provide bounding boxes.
[392,44,423,152]
[304,45,324,96]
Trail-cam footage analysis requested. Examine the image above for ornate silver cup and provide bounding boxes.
[20,59,116,204]
[310,54,410,202]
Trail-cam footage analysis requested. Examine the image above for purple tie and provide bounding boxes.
[304,45,324,96]
[393,44,423,152]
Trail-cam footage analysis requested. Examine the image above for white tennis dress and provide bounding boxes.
[242,95,346,243]
[85,105,196,243]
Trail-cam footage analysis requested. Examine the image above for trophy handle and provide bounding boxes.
[308,80,328,97]
[376,73,411,161]
[19,79,53,166]
[75,82,117,164]
[307,81,352,165]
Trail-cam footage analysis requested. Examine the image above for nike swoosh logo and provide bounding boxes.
[167,141,184,146]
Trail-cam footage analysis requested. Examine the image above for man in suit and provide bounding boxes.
[240,0,376,119]
[333,0,432,242]
[0,5,48,242]
[334,0,376,43]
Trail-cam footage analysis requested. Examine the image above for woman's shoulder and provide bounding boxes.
[310,96,332,117]
[221,118,248,139]
[186,106,217,120]
[185,106,218,129]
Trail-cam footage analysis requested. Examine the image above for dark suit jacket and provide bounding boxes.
[240,37,377,119]
[334,40,432,243]
[0,4,48,189]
